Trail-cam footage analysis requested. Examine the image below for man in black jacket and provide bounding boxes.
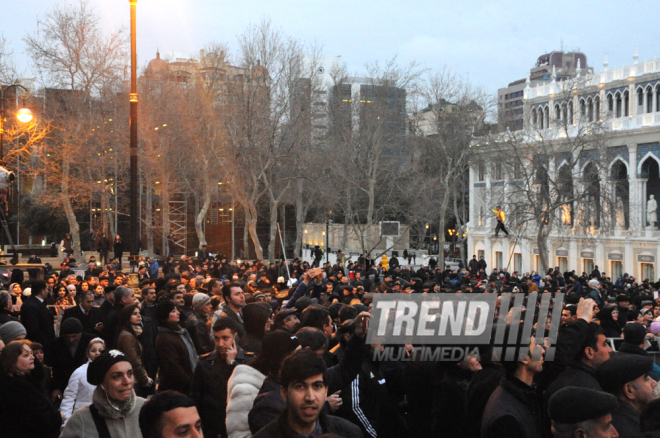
[597,354,656,438]
[20,280,55,346]
[61,291,102,336]
[191,317,249,438]
[44,318,93,402]
[481,330,546,438]
[544,323,611,405]
[254,349,363,438]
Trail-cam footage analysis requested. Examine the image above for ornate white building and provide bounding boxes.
[468,51,660,281]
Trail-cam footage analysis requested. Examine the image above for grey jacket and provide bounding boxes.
[60,386,146,438]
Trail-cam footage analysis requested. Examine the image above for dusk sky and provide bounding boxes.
[4,0,658,94]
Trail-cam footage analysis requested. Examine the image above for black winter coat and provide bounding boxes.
[254,409,363,438]
[0,373,62,438]
[465,364,505,438]
[191,349,247,438]
[44,333,93,393]
[20,295,56,346]
[249,335,367,435]
[481,376,544,438]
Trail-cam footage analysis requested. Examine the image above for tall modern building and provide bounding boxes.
[498,51,591,131]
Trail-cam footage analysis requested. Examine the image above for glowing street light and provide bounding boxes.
[16,108,33,123]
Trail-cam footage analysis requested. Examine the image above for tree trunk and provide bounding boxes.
[245,204,263,259]
[100,185,108,236]
[294,179,304,258]
[268,198,279,262]
[437,191,450,269]
[194,160,212,248]
[61,157,81,257]
[242,207,250,260]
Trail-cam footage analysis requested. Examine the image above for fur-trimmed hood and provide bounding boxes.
[226,365,266,438]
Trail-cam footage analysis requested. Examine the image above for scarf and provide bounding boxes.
[92,385,137,419]
[132,324,143,337]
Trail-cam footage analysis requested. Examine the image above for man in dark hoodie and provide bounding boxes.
[238,302,273,355]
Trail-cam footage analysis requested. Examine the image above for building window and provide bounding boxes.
[642,263,655,281]
[478,250,485,261]
[583,258,594,275]
[495,251,503,269]
[514,253,522,273]
[478,162,485,181]
[495,162,503,180]
[611,260,623,280]
[558,256,568,273]
[535,255,540,272]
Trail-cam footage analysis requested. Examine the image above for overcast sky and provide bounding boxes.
[4,0,658,94]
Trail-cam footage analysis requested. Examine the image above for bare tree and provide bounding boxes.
[409,68,493,267]
[322,58,423,256]
[24,0,127,255]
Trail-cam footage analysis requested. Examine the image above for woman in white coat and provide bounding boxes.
[60,338,105,425]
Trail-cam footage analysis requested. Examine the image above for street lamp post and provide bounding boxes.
[0,84,32,261]
[129,0,139,264]
[325,220,331,263]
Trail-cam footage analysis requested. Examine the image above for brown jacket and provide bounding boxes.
[156,327,197,394]
[116,330,149,386]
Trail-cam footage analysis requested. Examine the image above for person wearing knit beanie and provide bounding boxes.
[87,350,132,385]
[0,321,27,344]
[192,293,211,311]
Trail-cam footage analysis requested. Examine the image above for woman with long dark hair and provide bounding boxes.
[155,300,198,394]
[0,340,63,438]
[114,305,153,392]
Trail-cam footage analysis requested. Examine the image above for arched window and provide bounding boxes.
[615,92,622,118]
[587,98,594,122]
[568,101,574,125]
[607,94,614,115]
[555,104,561,121]
[532,108,538,128]
[544,106,550,128]
[647,86,654,113]
[580,99,586,118]
[595,96,600,120]
[583,162,601,228]
[623,90,629,117]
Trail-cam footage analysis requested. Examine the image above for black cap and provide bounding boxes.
[60,318,83,335]
[548,387,618,424]
[87,350,132,385]
[616,295,630,303]
[274,308,298,327]
[597,354,654,393]
[623,322,647,346]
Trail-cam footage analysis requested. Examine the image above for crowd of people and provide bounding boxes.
[2,246,660,437]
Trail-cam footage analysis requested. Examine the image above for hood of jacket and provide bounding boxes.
[243,302,272,338]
